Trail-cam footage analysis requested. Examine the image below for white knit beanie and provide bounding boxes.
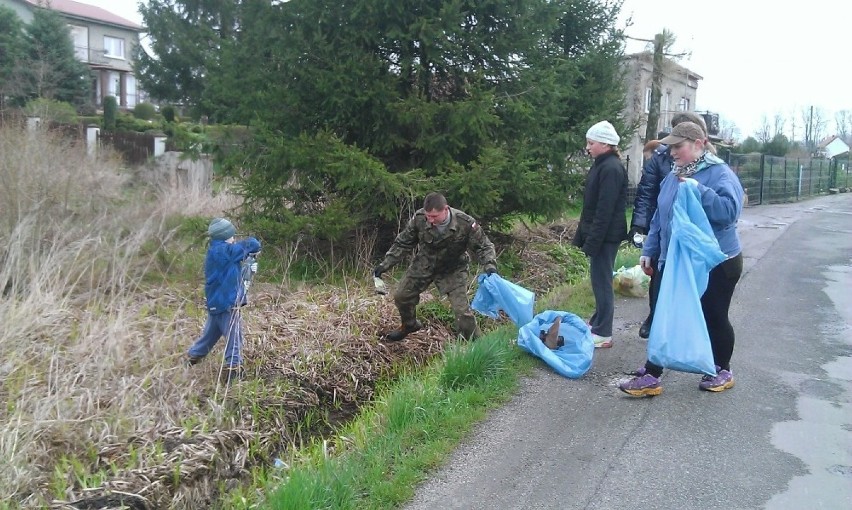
[586,120,620,145]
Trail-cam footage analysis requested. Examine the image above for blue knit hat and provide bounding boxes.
[208,218,236,240]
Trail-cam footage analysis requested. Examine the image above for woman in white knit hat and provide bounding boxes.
[572,120,628,348]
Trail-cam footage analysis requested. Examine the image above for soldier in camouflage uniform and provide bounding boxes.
[374,192,498,341]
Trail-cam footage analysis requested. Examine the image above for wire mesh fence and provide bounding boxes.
[728,152,851,205]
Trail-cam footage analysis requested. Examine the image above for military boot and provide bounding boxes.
[457,315,481,341]
[385,320,422,341]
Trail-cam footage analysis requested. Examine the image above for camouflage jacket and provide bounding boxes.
[378,208,497,278]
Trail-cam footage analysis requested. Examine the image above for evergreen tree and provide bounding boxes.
[18,9,90,106]
[136,0,241,109]
[142,0,628,242]
[764,133,791,157]
[0,6,26,108]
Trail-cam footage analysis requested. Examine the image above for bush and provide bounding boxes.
[161,105,176,123]
[132,102,157,120]
[115,113,158,133]
[103,96,117,131]
[23,98,78,124]
[76,103,97,116]
[79,116,101,128]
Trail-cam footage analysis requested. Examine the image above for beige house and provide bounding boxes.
[0,0,144,108]
[621,51,705,184]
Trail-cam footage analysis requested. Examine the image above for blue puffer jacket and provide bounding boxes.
[204,237,262,314]
[642,153,743,265]
[630,144,671,232]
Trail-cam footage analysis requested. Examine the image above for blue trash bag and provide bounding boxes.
[470,273,535,326]
[648,184,727,376]
[517,310,594,379]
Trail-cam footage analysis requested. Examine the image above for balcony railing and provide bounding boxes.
[74,46,114,65]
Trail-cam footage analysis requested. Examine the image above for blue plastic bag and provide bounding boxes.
[517,310,594,379]
[648,184,727,376]
[470,273,535,326]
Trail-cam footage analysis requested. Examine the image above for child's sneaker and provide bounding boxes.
[699,368,734,392]
[592,334,613,348]
[618,373,662,397]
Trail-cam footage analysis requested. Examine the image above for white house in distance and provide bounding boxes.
[0,0,144,109]
[621,51,713,185]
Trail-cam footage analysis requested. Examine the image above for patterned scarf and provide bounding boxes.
[672,151,707,178]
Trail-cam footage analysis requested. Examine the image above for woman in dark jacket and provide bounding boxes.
[573,120,628,348]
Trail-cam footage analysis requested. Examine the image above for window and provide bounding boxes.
[69,25,88,61]
[106,71,120,97]
[678,97,690,111]
[125,75,137,107]
[644,87,652,113]
[104,36,125,59]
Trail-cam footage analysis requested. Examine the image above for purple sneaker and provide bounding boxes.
[618,373,662,397]
[624,366,646,377]
[699,367,735,392]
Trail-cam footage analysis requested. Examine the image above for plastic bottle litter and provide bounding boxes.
[373,276,388,295]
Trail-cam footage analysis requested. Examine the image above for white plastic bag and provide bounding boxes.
[612,265,650,297]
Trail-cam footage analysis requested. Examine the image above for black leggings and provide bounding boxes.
[645,253,743,377]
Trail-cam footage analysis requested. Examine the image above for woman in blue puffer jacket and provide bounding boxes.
[620,121,744,397]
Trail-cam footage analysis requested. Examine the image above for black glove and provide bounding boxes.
[628,226,647,248]
[485,267,497,276]
[373,266,384,278]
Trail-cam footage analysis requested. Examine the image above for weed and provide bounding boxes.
[416,300,455,325]
[439,333,514,390]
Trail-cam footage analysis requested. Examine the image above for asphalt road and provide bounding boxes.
[404,193,852,510]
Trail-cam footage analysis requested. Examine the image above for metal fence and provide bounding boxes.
[626,151,852,207]
[727,152,852,205]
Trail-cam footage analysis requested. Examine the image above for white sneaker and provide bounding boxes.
[592,334,613,348]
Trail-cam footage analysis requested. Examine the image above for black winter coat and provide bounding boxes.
[573,151,628,257]
[630,145,672,232]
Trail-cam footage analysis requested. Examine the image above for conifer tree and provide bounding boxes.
[20,9,90,105]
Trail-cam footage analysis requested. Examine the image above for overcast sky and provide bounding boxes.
[618,0,851,140]
[89,0,849,140]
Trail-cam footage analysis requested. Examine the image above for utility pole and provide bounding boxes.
[644,33,665,142]
[807,105,814,150]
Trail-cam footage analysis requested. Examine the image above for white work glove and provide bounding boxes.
[639,256,652,272]
[250,262,258,273]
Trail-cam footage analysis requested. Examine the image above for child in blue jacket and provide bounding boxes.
[186,217,261,382]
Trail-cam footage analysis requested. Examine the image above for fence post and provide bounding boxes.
[759,154,766,204]
[86,124,100,157]
[153,132,167,157]
[797,163,803,201]
[26,116,41,131]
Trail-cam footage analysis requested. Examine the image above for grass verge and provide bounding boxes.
[264,328,532,509]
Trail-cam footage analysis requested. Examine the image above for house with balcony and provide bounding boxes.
[0,0,144,109]
[621,51,717,184]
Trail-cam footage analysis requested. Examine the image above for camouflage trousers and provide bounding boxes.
[393,270,481,340]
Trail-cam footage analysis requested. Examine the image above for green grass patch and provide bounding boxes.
[263,330,521,509]
[615,244,641,270]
